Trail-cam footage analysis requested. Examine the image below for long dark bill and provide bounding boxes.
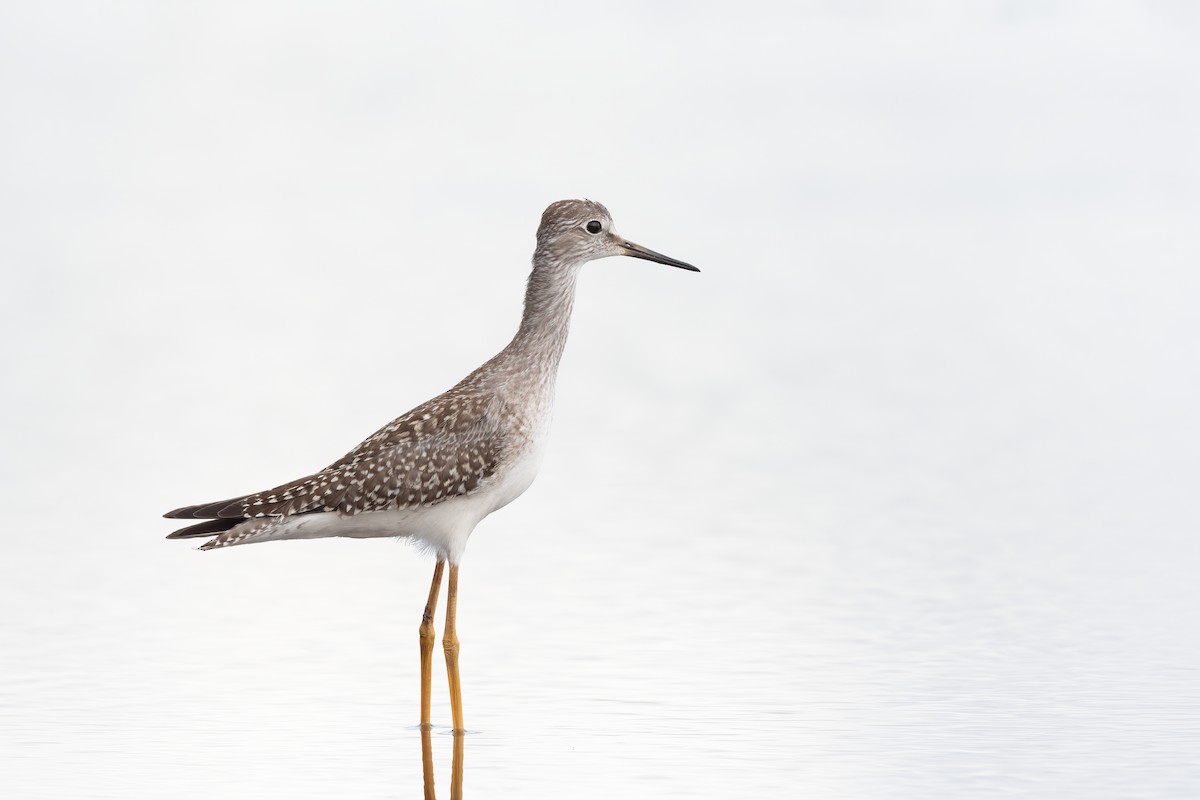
[620,240,700,272]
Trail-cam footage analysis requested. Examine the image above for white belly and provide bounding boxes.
[236,431,550,563]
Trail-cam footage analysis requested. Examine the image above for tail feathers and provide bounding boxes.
[166,518,241,539]
[198,516,288,550]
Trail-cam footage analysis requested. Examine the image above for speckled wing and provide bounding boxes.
[326,392,496,473]
[164,391,503,530]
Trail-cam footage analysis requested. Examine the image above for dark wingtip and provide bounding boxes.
[166,518,239,539]
[163,497,244,519]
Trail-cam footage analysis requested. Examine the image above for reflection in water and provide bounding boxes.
[421,728,465,800]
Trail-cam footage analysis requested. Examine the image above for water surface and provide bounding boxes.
[3,3,1199,797]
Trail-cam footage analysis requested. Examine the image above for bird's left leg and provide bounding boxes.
[443,563,465,733]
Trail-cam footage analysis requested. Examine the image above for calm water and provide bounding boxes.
[3,341,1199,798]
[4,4,1199,797]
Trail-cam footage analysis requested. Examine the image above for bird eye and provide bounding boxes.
[585,220,602,234]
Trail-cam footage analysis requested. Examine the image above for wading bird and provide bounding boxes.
[165,199,698,732]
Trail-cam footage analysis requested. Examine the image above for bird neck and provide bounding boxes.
[507,258,581,380]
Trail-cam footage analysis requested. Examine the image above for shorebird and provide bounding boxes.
[164,199,698,733]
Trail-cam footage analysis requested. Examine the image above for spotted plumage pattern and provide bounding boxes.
[165,383,507,549]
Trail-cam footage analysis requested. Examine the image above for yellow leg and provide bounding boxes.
[443,563,465,734]
[419,560,445,731]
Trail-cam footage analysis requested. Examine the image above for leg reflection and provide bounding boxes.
[418,727,466,800]
[451,730,465,800]
[421,726,437,800]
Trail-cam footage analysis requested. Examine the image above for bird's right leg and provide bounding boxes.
[419,559,445,730]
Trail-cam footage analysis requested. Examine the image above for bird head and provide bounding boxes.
[534,199,699,273]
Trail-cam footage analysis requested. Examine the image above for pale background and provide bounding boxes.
[2,2,1198,798]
